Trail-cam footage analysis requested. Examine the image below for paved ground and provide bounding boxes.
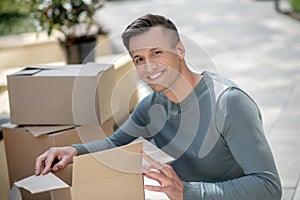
[96,0,300,199]
[0,0,299,199]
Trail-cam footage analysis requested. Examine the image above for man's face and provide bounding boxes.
[129,27,182,93]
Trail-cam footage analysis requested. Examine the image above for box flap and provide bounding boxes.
[8,65,66,76]
[14,173,69,194]
[24,126,74,137]
[34,67,81,77]
[71,142,144,200]
[25,66,66,70]
[53,164,73,186]
[131,137,175,165]
[1,123,18,129]
[35,63,111,77]
[72,142,143,187]
[10,69,41,76]
[71,173,144,200]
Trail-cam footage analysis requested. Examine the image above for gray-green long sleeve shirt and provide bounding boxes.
[73,71,282,199]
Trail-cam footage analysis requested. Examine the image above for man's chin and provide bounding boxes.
[149,84,167,93]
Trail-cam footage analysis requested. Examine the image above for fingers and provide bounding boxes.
[144,169,165,186]
[35,147,77,176]
[142,153,174,186]
[142,152,172,177]
[42,148,60,175]
[142,152,164,169]
[144,185,163,192]
[35,152,48,175]
[52,156,69,172]
[142,152,184,200]
[35,148,59,175]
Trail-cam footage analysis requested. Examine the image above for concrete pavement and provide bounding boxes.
[97,0,300,199]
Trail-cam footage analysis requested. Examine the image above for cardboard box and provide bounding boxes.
[96,54,139,125]
[112,55,139,125]
[7,63,116,125]
[14,142,144,200]
[3,120,113,200]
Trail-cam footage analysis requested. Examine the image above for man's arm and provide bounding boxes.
[183,88,282,199]
[71,103,151,155]
[35,97,151,175]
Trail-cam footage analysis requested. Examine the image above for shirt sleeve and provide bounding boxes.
[183,87,282,200]
[71,118,143,155]
[72,96,151,155]
[71,138,116,155]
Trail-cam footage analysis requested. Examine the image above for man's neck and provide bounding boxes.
[163,67,202,104]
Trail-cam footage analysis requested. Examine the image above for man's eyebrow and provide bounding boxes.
[130,47,163,59]
[149,47,162,51]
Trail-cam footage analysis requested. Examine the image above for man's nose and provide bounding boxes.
[144,58,157,72]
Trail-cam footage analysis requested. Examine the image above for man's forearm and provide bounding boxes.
[71,138,116,155]
[183,173,281,200]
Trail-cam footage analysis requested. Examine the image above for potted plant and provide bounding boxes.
[30,0,107,64]
[290,0,300,12]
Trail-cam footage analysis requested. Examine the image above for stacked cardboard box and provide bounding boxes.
[7,63,115,125]
[96,54,140,126]
[3,63,126,199]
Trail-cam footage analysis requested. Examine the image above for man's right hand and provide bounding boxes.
[35,146,78,176]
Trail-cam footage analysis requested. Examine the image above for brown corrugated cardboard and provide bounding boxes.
[110,54,139,125]
[96,54,139,126]
[7,63,115,125]
[3,120,113,200]
[131,137,175,165]
[14,142,144,200]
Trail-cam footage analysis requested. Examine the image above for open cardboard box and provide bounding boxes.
[13,142,144,200]
[3,121,113,200]
[12,138,174,200]
[7,63,116,125]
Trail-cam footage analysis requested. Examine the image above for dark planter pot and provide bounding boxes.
[61,36,97,64]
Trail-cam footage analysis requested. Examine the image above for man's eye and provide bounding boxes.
[153,51,162,56]
[134,58,144,64]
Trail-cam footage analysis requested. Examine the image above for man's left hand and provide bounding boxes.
[142,152,184,200]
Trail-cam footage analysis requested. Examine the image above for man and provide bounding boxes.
[35,14,282,200]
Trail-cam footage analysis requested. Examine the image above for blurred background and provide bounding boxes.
[1,0,300,199]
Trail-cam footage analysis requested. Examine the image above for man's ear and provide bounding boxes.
[176,41,185,58]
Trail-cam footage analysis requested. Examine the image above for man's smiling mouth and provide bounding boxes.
[148,71,164,81]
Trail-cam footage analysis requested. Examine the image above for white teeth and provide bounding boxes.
[150,72,162,80]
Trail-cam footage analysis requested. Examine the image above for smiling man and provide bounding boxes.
[35,14,282,200]
[129,27,200,104]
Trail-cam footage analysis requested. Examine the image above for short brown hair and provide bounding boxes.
[121,14,180,51]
